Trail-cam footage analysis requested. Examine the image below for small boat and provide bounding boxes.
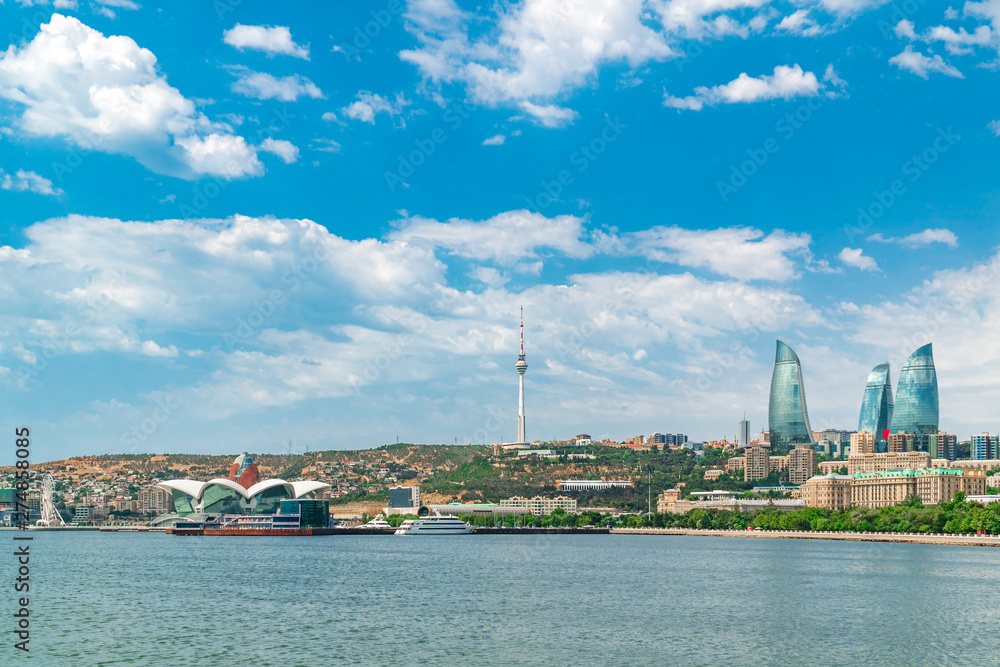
[394,513,473,535]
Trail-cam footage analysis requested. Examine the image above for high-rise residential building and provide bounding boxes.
[789,445,818,485]
[890,344,939,437]
[972,433,999,460]
[768,340,815,453]
[850,431,875,455]
[745,445,771,482]
[139,486,174,515]
[888,432,916,453]
[737,418,751,448]
[858,362,894,449]
[928,432,957,461]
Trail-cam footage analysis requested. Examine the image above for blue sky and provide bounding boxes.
[0,0,998,462]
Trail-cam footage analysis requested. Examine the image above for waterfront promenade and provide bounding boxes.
[613,527,1000,547]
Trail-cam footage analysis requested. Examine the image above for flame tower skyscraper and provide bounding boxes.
[516,306,528,443]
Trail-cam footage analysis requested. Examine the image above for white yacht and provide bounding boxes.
[360,514,392,529]
[394,513,474,535]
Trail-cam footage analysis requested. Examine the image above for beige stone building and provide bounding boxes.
[726,457,745,474]
[799,473,853,511]
[847,451,931,475]
[800,468,985,510]
[788,446,817,485]
[703,469,724,481]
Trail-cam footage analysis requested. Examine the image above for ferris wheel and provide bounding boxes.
[36,474,65,527]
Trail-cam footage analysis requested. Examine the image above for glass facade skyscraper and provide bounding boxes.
[858,362,893,450]
[768,340,815,452]
[889,344,939,437]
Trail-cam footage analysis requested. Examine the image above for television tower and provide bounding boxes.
[516,306,528,443]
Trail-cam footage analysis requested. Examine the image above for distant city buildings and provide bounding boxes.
[768,340,815,452]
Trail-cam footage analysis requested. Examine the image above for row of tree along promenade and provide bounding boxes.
[613,527,1000,547]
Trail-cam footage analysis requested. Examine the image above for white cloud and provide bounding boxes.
[401,0,672,117]
[613,226,812,281]
[223,24,309,59]
[482,134,506,146]
[258,138,299,164]
[0,14,263,180]
[310,139,342,153]
[868,228,959,248]
[0,169,63,196]
[389,210,595,265]
[664,64,826,110]
[775,10,823,36]
[990,119,1000,135]
[839,247,879,271]
[518,101,578,128]
[889,46,964,78]
[340,91,411,125]
[230,69,323,101]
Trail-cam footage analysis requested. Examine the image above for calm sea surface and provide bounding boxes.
[9,531,1000,666]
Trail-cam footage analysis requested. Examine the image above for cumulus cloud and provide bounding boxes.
[223,24,309,59]
[889,46,964,78]
[839,247,879,271]
[401,0,672,118]
[0,169,63,196]
[868,228,959,248]
[482,134,506,146]
[340,91,411,125]
[389,210,595,265]
[0,14,263,180]
[230,69,323,101]
[663,64,827,110]
[258,138,299,164]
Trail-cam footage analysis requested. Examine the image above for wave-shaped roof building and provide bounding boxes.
[151,452,330,525]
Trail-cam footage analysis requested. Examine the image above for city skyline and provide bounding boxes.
[0,3,999,462]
